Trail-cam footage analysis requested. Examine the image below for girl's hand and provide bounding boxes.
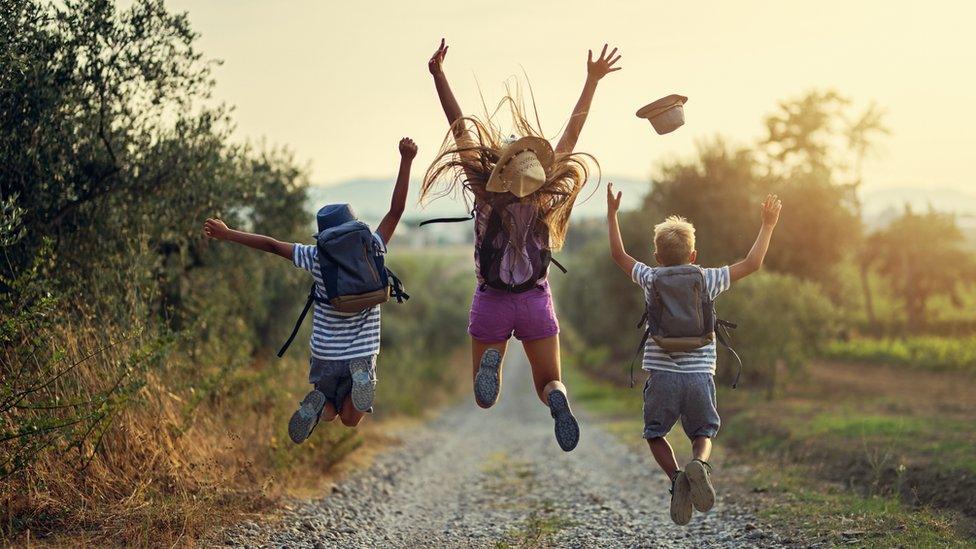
[587,44,622,81]
[203,218,230,240]
[428,38,448,76]
[607,182,623,215]
[399,137,418,160]
[761,194,783,227]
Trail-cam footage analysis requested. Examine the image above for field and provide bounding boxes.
[563,352,976,546]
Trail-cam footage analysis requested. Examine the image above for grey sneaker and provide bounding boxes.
[669,470,693,526]
[685,459,715,512]
[288,390,327,444]
[474,349,502,408]
[349,358,376,412]
[547,389,580,452]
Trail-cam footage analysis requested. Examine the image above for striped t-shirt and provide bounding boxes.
[292,234,385,360]
[632,262,731,375]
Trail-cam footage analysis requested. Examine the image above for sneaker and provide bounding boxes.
[669,470,693,526]
[349,358,376,412]
[547,389,580,452]
[685,459,716,512]
[474,349,502,408]
[288,390,327,444]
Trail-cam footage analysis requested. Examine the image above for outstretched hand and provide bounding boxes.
[587,44,622,81]
[761,194,783,227]
[428,38,448,75]
[399,137,417,160]
[203,218,229,240]
[607,182,623,215]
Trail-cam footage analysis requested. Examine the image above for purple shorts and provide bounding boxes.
[468,281,560,343]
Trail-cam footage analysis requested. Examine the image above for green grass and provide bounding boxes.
[825,336,976,374]
[565,358,975,547]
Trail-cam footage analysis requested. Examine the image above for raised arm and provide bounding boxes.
[428,39,465,139]
[376,137,417,244]
[729,194,782,282]
[203,218,293,260]
[606,182,637,275]
[555,44,622,155]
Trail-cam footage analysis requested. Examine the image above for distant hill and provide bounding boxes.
[307,179,976,232]
[306,177,649,225]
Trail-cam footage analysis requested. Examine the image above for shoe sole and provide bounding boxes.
[288,390,326,444]
[474,349,501,408]
[547,390,580,452]
[670,471,693,526]
[349,359,376,412]
[685,460,716,512]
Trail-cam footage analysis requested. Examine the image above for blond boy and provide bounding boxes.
[606,182,782,525]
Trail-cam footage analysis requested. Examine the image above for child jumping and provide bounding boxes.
[423,39,621,452]
[605,182,782,525]
[202,137,417,443]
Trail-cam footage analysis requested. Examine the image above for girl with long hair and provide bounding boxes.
[423,39,621,451]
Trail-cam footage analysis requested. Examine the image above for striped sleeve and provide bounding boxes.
[631,261,655,290]
[293,243,317,273]
[704,266,731,300]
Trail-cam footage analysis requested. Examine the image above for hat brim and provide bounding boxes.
[486,136,554,197]
[636,94,689,120]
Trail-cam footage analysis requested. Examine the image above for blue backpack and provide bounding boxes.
[277,207,408,357]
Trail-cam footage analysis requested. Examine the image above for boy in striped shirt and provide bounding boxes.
[606,182,782,525]
[203,137,417,442]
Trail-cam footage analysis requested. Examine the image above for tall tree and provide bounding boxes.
[870,206,976,329]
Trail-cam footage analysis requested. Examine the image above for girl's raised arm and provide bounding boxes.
[555,44,622,155]
[429,39,465,139]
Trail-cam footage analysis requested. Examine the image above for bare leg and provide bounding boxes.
[647,437,680,480]
[321,402,338,422]
[471,338,508,409]
[691,436,712,462]
[338,396,365,427]
[521,335,564,404]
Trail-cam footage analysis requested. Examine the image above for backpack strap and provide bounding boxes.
[386,268,410,303]
[630,326,651,388]
[418,209,476,227]
[715,318,742,388]
[550,256,568,274]
[277,284,329,358]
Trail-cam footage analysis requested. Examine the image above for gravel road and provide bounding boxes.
[219,343,785,548]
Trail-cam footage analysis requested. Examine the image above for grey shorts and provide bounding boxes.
[309,355,377,410]
[642,370,720,440]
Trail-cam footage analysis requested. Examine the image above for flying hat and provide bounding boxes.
[316,203,356,234]
[486,136,554,198]
[636,94,688,135]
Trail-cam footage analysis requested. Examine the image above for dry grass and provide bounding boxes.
[2,314,467,547]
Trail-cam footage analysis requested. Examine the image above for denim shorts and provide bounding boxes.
[642,370,721,440]
[468,280,560,343]
[309,355,376,410]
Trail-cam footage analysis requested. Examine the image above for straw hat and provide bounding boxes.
[636,94,689,135]
[486,136,554,198]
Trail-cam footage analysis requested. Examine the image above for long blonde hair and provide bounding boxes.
[421,85,598,250]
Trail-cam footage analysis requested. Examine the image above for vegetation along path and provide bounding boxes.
[216,344,783,548]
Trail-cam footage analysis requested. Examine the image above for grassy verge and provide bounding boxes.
[824,336,976,374]
[564,358,974,547]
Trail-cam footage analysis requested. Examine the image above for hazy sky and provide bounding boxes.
[165,0,974,193]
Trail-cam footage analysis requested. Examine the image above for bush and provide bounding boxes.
[719,272,838,396]
[824,336,976,374]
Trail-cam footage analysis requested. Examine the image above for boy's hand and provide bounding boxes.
[607,182,623,216]
[761,194,782,228]
[428,38,448,76]
[399,137,418,160]
[203,218,230,240]
[587,44,622,82]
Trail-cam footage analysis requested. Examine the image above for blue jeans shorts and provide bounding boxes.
[309,355,377,410]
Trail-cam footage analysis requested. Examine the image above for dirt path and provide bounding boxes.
[218,344,780,548]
